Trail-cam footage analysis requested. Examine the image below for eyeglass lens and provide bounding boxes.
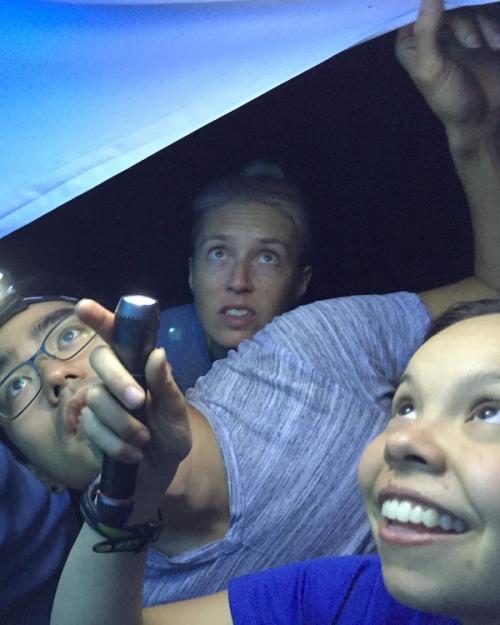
[0,315,95,420]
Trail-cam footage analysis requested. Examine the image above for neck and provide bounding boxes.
[206,335,229,362]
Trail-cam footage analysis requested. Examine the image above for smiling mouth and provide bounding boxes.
[380,498,468,536]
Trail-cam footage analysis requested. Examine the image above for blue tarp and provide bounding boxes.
[0,0,495,237]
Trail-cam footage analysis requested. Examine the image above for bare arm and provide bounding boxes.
[52,524,233,625]
[397,0,500,317]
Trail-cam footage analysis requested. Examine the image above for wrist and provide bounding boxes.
[446,115,500,160]
[81,478,163,553]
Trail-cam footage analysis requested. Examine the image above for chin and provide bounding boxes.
[383,567,459,618]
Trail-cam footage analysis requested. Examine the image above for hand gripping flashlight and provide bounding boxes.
[96,295,160,528]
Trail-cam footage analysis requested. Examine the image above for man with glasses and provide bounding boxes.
[0,273,99,625]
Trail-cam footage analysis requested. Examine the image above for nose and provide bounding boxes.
[384,420,447,475]
[37,357,87,405]
[226,259,253,294]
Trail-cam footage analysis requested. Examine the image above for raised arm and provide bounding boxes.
[398,0,500,317]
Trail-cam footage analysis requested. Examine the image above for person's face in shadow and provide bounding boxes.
[189,200,312,361]
[0,300,104,489]
[359,313,500,624]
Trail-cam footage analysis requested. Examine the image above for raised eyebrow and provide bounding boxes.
[199,235,230,246]
[30,308,74,340]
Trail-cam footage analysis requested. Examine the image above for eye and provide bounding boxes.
[0,374,33,410]
[58,327,81,349]
[471,403,500,424]
[391,399,417,420]
[206,247,226,262]
[7,375,31,398]
[257,250,279,265]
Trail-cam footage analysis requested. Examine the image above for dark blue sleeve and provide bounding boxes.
[228,556,459,625]
[0,444,77,625]
[157,303,212,392]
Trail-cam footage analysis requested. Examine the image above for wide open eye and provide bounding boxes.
[391,399,417,420]
[59,327,81,348]
[256,250,280,265]
[207,247,226,262]
[47,316,94,356]
[6,375,31,399]
[0,368,36,417]
[471,403,500,424]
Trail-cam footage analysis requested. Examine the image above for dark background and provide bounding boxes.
[0,30,472,310]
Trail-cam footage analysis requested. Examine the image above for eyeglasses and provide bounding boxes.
[0,313,96,422]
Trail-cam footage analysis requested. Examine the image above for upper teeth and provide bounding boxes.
[226,309,249,317]
[381,499,466,533]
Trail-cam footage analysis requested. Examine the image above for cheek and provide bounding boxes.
[6,411,54,465]
[358,436,385,499]
[462,454,500,523]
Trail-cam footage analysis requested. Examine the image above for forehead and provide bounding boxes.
[197,201,297,244]
[409,314,500,376]
[0,300,75,352]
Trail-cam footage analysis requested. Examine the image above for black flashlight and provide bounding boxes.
[96,295,160,528]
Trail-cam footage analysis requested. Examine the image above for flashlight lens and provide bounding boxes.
[123,295,156,307]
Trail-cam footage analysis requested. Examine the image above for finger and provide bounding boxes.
[85,383,150,444]
[81,406,144,464]
[477,13,500,50]
[146,348,185,424]
[449,12,482,49]
[76,299,115,344]
[395,24,417,69]
[412,0,445,80]
[90,344,146,410]
[144,349,191,463]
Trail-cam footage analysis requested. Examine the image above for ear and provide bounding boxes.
[294,265,313,302]
[26,463,66,494]
[188,257,194,293]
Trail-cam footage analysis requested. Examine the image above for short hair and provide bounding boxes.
[426,298,500,340]
[190,161,312,267]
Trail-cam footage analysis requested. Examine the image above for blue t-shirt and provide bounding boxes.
[0,444,77,625]
[229,555,460,625]
[157,303,211,392]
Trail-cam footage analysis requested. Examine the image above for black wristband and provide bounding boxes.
[81,478,162,553]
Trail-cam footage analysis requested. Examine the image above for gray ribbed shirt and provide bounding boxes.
[144,292,431,606]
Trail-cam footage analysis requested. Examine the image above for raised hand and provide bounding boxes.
[77,298,192,522]
[397,0,500,148]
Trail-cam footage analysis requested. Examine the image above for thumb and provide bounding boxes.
[396,24,417,72]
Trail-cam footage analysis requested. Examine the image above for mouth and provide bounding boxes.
[63,387,89,436]
[219,306,256,327]
[378,491,470,545]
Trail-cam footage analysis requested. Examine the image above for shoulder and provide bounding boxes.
[160,302,199,326]
[229,556,453,625]
[228,556,384,624]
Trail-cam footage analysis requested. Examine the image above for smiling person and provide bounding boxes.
[156,162,313,391]
[51,298,500,625]
[4,0,500,621]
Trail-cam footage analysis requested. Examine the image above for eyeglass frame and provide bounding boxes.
[0,308,97,422]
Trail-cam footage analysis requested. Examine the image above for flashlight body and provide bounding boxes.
[96,295,160,527]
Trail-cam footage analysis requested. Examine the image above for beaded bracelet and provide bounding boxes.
[81,478,162,553]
